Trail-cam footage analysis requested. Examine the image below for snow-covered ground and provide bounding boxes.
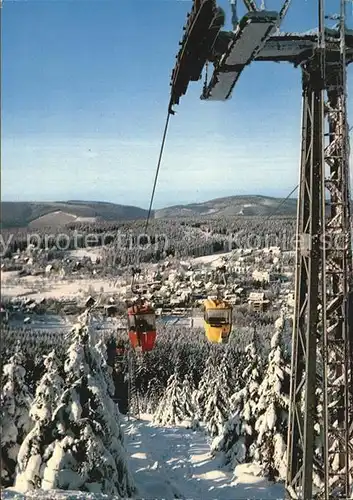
[191,252,232,267]
[0,271,127,300]
[161,315,204,328]
[9,313,71,332]
[6,314,127,335]
[67,248,103,262]
[3,491,116,499]
[124,414,285,500]
[3,413,285,499]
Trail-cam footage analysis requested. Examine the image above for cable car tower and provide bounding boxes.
[167,0,353,498]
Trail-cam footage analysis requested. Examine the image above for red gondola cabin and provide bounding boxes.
[127,303,157,352]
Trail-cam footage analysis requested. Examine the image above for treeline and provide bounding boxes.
[2,216,296,263]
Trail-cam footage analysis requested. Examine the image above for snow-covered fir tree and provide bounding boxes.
[153,370,186,426]
[88,318,115,398]
[212,338,263,467]
[179,373,197,426]
[253,328,290,481]
[193,349,220,422]
[29,350,65,424]
[143,377,165,414]
[1,351,33,487]
[224,346,244,395]
[24,348,47,396]
[203,351,232,437]
[15,350,65,491]
[15,312,135,496]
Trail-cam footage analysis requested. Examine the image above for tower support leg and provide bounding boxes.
[321,61,353,500]
[286,60,324,500]
[286,52,353,500]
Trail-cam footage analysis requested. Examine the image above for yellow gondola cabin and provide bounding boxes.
[203,297,232,343]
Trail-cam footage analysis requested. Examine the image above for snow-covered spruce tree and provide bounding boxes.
[16,312,135,496]
[193,348,220,422]
[29,350,65,424]
[253,328,290,481]
[212,339,263,467]
[24,347,47,396]
[179,373,197,426]
[153,369,186,425]
[15,350,65,491]
[89,319,115,398]
[203,351,233,438]
[224,345,244,392]
[142,376,165,414]
[172,345,198,425]
[0,351,33,487]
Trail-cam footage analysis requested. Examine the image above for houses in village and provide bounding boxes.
[1,244,295,324]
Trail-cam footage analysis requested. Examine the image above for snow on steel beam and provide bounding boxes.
[201,10,279,101]
[169,0,225,110]
[255,37,316,61]
[242,0,258,12]
[255,28,353,63]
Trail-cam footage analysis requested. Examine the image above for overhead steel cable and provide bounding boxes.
[264,184,299,221]
[279,0,292,24]
[144,105,173,235]
[130,103,173,290]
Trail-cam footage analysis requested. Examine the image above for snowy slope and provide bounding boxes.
[124,414,285,499]
[3,491,118,499]
[3,414,285,499]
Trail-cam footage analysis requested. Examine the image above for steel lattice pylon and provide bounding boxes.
[286,2,353,498]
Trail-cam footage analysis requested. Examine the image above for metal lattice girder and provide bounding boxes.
[286,29,353,500]
[286,58,324,500]
[320,45,353,500]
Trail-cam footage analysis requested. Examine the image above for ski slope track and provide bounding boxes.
[3,414,285,499]
[124,414,285,500]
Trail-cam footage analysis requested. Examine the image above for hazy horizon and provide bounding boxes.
[1,190,299,211]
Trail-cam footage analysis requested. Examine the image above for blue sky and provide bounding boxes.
[2,0,353,208]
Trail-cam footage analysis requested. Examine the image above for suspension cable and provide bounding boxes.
[279,0,292,24]
[129,103,173,297]
[264,184,299,221]
[144,105,173,234]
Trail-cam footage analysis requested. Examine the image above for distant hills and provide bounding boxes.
[0,201,149,229]
[0,195,298,229]
[155,195,298,219]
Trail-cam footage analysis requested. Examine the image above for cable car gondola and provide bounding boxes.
[127,301,157,352]
[203,297,232,343]
[127,267,157,353]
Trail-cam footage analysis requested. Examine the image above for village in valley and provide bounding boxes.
[1,229,295,332]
